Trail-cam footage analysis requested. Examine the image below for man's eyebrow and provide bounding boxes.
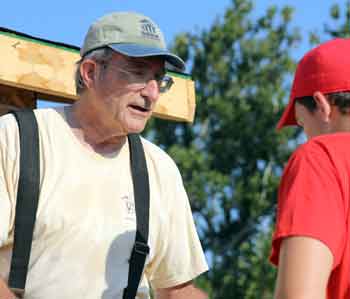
[119,56,166,76]
[124,55,165,68]
[123,57,153,68]
[127,61,149,69]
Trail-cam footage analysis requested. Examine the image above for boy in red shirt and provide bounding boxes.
[271,38,350,299]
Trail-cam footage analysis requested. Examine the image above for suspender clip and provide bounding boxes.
[134,241,150,256]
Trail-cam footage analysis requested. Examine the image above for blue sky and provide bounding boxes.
[1,0,347,60]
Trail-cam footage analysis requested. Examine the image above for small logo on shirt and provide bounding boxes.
[121,195,136,221]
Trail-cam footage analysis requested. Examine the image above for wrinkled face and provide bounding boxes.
[295,101,329,139]
[93,53,165,134]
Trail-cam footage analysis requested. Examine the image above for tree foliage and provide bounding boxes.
[326,1,350,37]
[145,0,301,297]
[310,1,350,44]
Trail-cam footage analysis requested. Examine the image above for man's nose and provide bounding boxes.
[140,79,160,102]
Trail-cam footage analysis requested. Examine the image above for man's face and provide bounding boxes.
[295,101,329,139]
[93,53,165,134]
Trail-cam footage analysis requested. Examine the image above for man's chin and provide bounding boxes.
[125,121,147,134]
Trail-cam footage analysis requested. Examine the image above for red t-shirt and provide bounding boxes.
[270,133,350,299]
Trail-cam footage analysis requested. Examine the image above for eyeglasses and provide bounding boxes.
[118,68,174,94]
[154,73,174,93]
[102,62,174,94]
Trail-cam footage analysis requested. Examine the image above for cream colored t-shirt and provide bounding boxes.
[0,108,208,299]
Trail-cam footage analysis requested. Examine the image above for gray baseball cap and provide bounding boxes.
[81,12,185,71]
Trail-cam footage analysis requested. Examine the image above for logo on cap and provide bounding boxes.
[140,19,160,40]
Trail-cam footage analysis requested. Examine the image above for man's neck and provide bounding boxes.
[64,98,127,154]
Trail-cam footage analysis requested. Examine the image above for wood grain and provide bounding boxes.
[0,33,196,122]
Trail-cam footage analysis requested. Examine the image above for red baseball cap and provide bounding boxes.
[277,38,350,130]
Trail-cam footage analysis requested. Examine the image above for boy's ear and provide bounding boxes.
[313,91,331,122]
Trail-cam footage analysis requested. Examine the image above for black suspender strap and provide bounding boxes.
[123,133,150,299]
[8,110,40,299]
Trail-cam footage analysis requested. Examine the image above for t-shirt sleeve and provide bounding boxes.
[0,114,19,248]
[270,143,346,269]
[146,166,208,289]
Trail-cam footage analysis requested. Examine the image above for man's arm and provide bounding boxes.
[155,281,207,299]
[0,277,16,299]
[274,236,333,299]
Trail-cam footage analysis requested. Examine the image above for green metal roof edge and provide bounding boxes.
[167,70,192,80]
[0,30,80,54]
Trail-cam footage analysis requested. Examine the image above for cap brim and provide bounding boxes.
[276,98,297,130]
[109,43,185,71]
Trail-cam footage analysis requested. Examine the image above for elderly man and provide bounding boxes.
[0,12,208,299]
[271,38,350,299]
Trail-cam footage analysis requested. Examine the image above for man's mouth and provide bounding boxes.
[128,104,150,113]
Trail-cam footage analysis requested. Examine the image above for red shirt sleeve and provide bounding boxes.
[270,141,346,269]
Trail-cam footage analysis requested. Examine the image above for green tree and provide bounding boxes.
[326,1,350,37]
[310,1,350,44]
[146,0,300,297]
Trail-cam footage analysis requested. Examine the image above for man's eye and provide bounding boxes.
[154,73,165,82]
[130,70,145,77]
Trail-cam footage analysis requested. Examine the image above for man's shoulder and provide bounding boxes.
[0,107,62,126]
[33,106,65,123]
[0,111,16,124]
[140,137,180,172]
[0,107,66,145]
[140,137,176,163]
[0,112,20,139]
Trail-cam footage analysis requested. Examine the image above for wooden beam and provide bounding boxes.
[0,29,196,122]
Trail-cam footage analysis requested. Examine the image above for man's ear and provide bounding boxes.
[313,91,331,122]
[80,59,99,90]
